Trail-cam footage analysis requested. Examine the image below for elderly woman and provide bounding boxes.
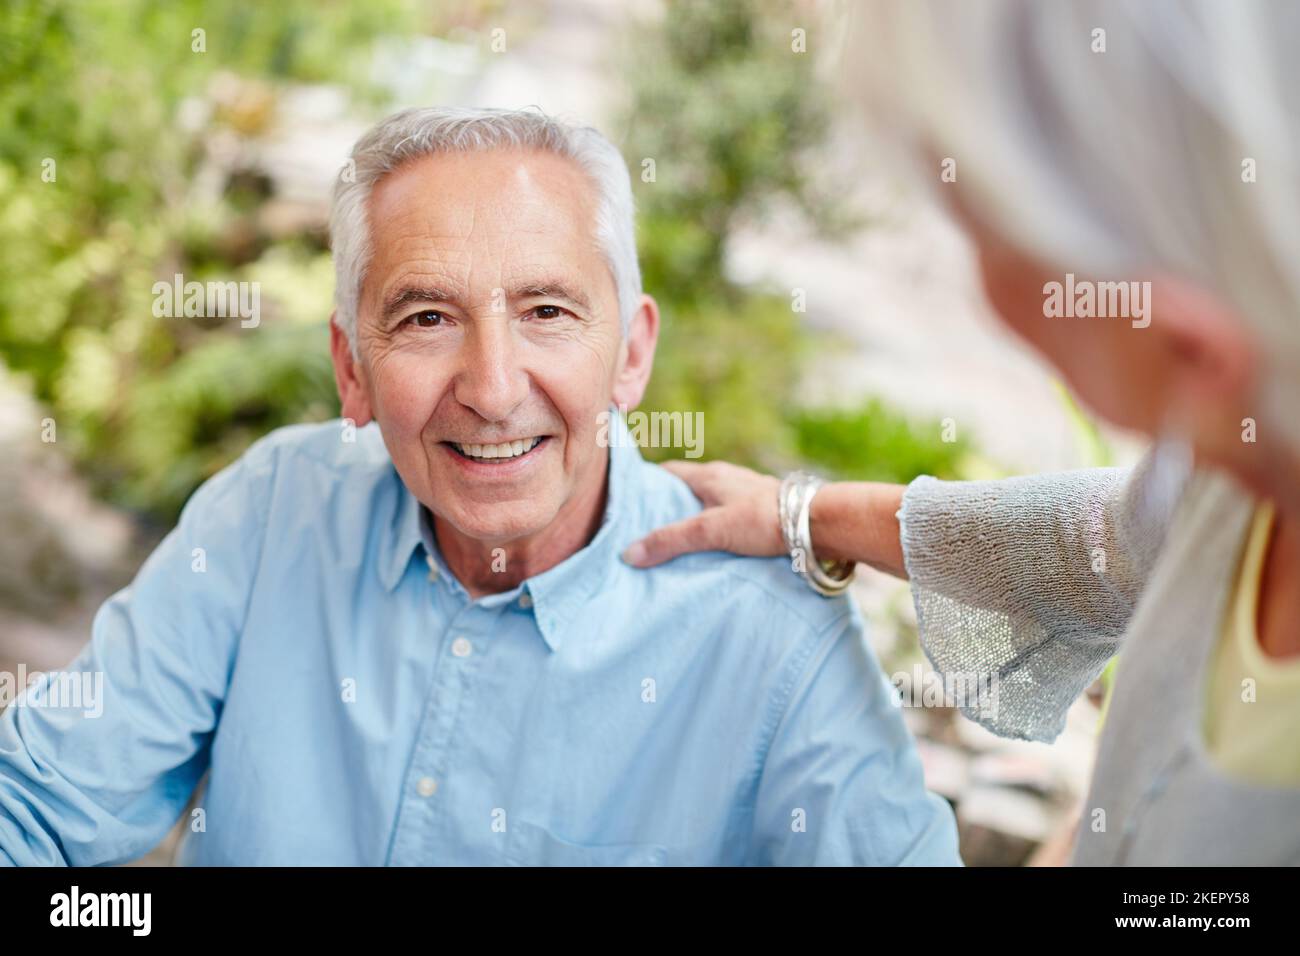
[624,0,1300,864]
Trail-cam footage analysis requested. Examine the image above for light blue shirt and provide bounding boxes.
[0,415,959,865]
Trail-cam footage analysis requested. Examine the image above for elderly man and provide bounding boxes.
[0,107,958,866]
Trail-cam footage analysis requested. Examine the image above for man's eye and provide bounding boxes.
[404,310,445,328]
[529,305,566,321]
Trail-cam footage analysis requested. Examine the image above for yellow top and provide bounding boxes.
[1202,501,1300,786]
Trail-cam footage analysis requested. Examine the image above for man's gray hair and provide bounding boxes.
[330,107,641,356]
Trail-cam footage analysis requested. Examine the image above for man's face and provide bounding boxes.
[342,149,628,544]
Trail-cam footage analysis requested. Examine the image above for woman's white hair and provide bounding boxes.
[847,0,1300,445]
[330,106,641,357]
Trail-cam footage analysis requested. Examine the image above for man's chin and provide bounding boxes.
[435,500,557,547]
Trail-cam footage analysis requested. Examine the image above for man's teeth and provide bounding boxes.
[452,437,542,460]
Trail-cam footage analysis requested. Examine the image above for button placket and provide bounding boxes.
[386,611,480,864]
[387,595,503,864]
[388,670,462,863]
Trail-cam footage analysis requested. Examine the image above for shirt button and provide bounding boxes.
[518,592,533,609]
[426,554,439,581]
[416,777,438,797]
[451,636,473,658]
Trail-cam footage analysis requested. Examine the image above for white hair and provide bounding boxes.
[848,0,1300,447]
[330,106,641,356]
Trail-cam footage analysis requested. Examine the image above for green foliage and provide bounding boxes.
[626,0,853,303]
[0,0,419,519]
[628,0,964,482]
[640,293,805,471]
[1,0,978,524]
[117,322,338,513]
[629,0,827,470]
[1054,381,1115,467]
[790,401,970,484]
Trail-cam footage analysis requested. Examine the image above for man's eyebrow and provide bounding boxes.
[511,281,592,313]
[380,285,459,323]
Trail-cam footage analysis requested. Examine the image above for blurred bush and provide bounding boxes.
[627,0,966,482]
[1,0,971,527]
[0,0,418,520]
[792,401,969,482]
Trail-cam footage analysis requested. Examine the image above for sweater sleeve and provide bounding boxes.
[897,451,1174,742]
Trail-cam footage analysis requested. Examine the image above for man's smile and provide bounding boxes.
[443,435,550,465]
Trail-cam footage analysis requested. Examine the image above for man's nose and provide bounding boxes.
[451,316,529,423]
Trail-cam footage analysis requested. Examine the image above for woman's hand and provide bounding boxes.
[622,462,910,578]
[621,461,785,567]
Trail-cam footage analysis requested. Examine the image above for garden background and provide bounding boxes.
[0,0,1142,865]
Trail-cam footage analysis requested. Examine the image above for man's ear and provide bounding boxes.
[611,294,660,409]
[330,313,374,426]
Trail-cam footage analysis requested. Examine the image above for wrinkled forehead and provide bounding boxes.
[360,148,613,312]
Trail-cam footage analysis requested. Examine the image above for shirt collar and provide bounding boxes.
[378,466,426,593]
[378,408,642,653]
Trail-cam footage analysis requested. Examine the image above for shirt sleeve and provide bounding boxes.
[750,609,962,866]
[898,452,1172,743]
[0,443,273,865]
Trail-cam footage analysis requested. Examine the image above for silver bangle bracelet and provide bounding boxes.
[777,471,855,597]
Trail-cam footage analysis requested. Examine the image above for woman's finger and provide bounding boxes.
[660,459,746,506]
[658,459,723,503]
[658,460,704,481]
[621,510,729,568]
